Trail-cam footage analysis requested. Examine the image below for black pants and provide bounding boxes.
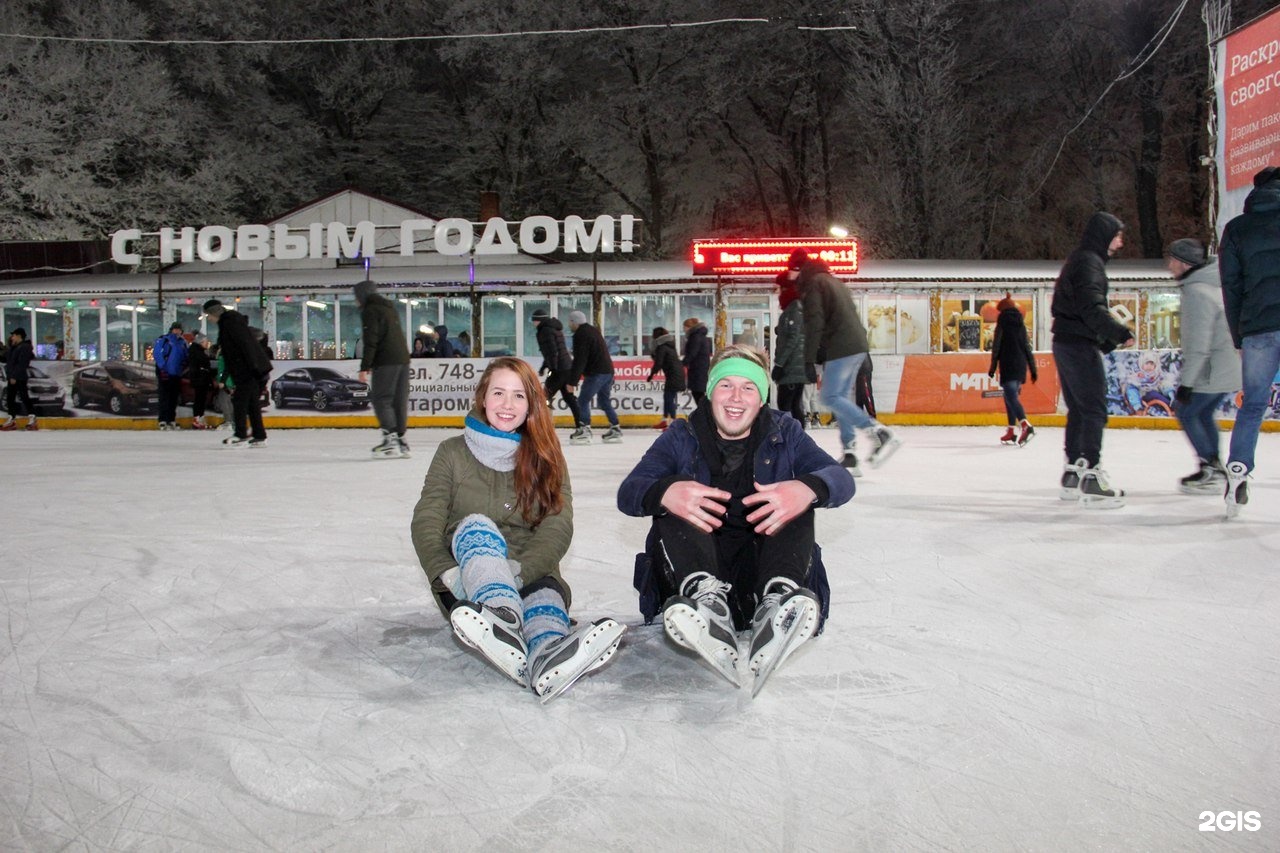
[191,380,212,418]
[371,363,409,436]
[776,383,806,428]
[545,370,582,425]
[1053,338,1108,467]
[5,379,33,417]
[232,374,267,440]
[655,510,815,629]
[157,375,182,423]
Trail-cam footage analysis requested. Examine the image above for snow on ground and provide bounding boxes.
[1,424,1277,851]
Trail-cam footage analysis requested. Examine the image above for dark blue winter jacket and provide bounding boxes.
[153,332,188,378]
[617,405,854,625]
[1219,180,1280,347]
[1051,212,1132,352]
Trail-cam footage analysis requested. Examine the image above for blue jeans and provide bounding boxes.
[1228,330,1280,473]
[578,372,619,428]
[1001,380,1026,425]
[820,353,875,447]
[1175,391,1226,463]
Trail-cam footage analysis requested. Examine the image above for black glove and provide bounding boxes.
[771,365,783,383]
[1175,385,1193,403]
[987,369,995,379]
[804,363,818,383]
[1030,371,1039,384]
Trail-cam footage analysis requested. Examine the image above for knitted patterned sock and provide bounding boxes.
[522,587,570,657]
[453,514,521,617]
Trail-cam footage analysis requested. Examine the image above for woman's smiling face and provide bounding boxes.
[482,367,530,433]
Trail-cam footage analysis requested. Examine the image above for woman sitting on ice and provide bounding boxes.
[410,357,625,701]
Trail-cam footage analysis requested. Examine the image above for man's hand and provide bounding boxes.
[743,480,818,536]
[660,480,731,533]
[359,370,370,383]
[566,384,577,394]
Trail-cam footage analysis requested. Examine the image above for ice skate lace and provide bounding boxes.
[691,577,732,605]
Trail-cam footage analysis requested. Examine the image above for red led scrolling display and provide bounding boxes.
[691,239,859,276]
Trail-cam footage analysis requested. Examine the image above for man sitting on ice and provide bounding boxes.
[617,344,855,696]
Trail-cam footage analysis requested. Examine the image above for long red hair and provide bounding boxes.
[474,357,566,526]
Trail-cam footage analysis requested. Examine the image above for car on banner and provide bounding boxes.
[70,360,159,414]
[270,366,370,411]
[0,364,68,415]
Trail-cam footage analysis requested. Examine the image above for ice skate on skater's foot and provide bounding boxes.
[1077,458,1125,509]
[1178,458,1226,495]
[529,618,626,702]
[1224,461,1250,518]
[569,425,592,445]
[867,425,901,468]
[1059,458,1083,499]
[450,601,529,687]
[371,429,400,458]
[397,433,411,458]
[601,424,623,444]
[1016,419,1035,447]
[999,426,1017,445]
[748,578,820,698]
[222,435,250,448]
[840,439,862,477]
[662,571,740,686]
[0,417,15,431]
[24,415,38,431]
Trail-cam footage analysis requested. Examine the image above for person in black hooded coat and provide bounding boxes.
[1050,212,1134,501]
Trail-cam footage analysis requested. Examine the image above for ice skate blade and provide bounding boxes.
[1178,482,1223,496]
[750,595,819,698]
[1017,433,1035,448]
[450,603,528,687]
[1078,493,1125,510]
[868,437,901,469]
[663,602,740,687]
[534,619,627,704]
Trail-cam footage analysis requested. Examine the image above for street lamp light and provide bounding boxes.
[829,225,849,238]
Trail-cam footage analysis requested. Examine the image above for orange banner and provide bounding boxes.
[895,353,1060,414]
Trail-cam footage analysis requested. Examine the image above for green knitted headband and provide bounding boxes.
[706,357,770,403]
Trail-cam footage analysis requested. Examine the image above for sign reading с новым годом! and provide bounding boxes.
[109,215,639,265]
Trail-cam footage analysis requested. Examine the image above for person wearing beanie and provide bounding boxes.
[1164,238,1240,495]
[530,308,582,430]
[790,247,898,474]
[152,321,189,430]
[565,309,621,444]
[355,279,412,458]
[646,325,686,429]
[1051,211,1134,507]
[1217,163,1280,516]
[2,327,37,431]
[987,294,1038,447]
[617,344,855,696]
[187,332,215,430]
[203,298,271,447]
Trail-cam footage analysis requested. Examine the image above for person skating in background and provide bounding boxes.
[530,308,582,430]
[988,293,1038,447]
[187,333,215,430]
[203,299,271,448]
[682,317,711,405]
[410,357,625,701]
[354,279,412,459]
[1163,239,1241,495]
[772,271,808,427]
[2,327,37,431]
[153,322,189,431]
[790,249,899,475]
[1219,165,1280,517]
[1051,212,1134,507]
[647,326,686,430]
[565,310,622,445]
[433,324,456,359]
[617,344,855,696]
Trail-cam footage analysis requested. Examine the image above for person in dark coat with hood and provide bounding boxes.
[1219,165,1280,516]
[682,317,711,403]
[203,299,272,446]
[433,325,456,359]
[988,293,1038,447]
[647,326,686,428]
[1051,211,1134,505]
[531,309,582,428]
[355,279,412,457]
[772,271,809,427]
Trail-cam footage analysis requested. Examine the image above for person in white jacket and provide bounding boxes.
[1166,239,1242,493]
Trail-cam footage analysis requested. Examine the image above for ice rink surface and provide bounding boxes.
[2,424,1277,852]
